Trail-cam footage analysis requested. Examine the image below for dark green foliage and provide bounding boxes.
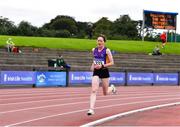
[0,15,161,41]
[17,21,38,36]
[43,15,78,37]
[93,17,112,38]
[0,16,17,35]
[110,15,139,40]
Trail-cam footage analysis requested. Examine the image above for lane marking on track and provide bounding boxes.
[0,86,178,95]
[80,102,180,127]
[0,87,177,96]
[1,91,179,106]
[0,91,90,97]
[1,94,180,114]
[4,97,180,127]
[0,93,90,101]
[1,89,180,102]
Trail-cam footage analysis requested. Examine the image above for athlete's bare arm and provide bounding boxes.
[104,48,114,68]
[90,48,95,71]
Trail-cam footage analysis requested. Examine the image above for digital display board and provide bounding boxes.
[144,10,178,30]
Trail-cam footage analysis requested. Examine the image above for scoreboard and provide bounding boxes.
[144,10,178,30]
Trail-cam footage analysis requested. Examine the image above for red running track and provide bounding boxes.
[1,86,180,126]
[100,105,180,126]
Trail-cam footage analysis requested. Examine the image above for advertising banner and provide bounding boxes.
[110,72,125,85]
[69,72,92,84]
[1,71,35,85]
[127,73,153,85]
[154,73,178,85]
[69,72,125,85]
[36,72,66,87]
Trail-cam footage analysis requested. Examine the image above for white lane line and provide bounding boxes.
[1,93,180,114]
[0,92,87,99]
[0,96,88,106]
[0,91,89,97]
[0,93,90,101]
[0,86,178,95]
[4,109,88,127]
[80,102,180,127]
[4,97,180,127]
[0,88,89,94]
[0,89,177,96]
[1,89,179,102]
[0,91,178,106]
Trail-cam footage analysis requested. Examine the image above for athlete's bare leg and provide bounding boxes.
[88,76,116,115]
[90,76,99,110]
[101,78,114,95]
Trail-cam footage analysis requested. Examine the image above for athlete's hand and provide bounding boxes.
[90,64,94,71]
[94,64,102,69]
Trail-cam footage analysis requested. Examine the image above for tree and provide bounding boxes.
[93,17,112,38]
[0,16,17,35]
[76,21,89,38]
[42,15,78,37]
[0,15,143,40]
[111,15,139,40]
[17,21,38,36]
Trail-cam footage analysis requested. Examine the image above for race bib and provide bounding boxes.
[93,58,105,65]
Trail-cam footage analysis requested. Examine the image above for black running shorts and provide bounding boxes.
[93,68,110,78]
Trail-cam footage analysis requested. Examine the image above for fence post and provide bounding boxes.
[125,70,128,86]
[66,69,69,87]
[152,71,154,86]
[178,71,180,86]
[32,68,36,88]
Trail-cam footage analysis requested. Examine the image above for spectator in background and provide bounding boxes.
[12,46,22,53]
[6,38,22,54]
[160,32,167,48]
[56,55,71,69]
[152,45,162,56]
[6,38,15,52]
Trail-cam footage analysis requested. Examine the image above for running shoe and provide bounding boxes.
[111,84,117,94]
[87,109,95,116]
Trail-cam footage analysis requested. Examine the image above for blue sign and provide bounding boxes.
[69,72,92,84]
[154,73,178,85]
[1,71,35,85]
[0,72,1,85]
[110,72,125,85]
[36,72,66,87]
[127,73,153,85]
[69,72,125,85]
